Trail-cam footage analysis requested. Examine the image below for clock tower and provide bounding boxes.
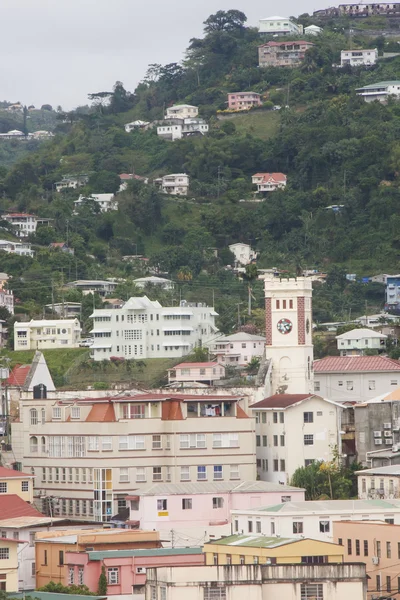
[263,275,314,394]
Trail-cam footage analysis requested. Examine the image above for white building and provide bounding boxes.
[157,119,209,141]
[74,194,117,213]
[209,332,265,366]
[124,120,150,132]
[14,319,81,350]
[356,464,400,499]
[89,296,219,361]
[231,499,400,542]
[250,393,341,483]
[3,214,37,238]
[228,243,258,266]
[127,481,305,542]
[133,277,174,290]
[54,176,88,192]
[146,563,367,600]
[356,80,400,102]
[154,174,189,196]
[305,24,323,35]
[258,16,303,37]
[0,240,33,256]
[165,105,199,120]
[252,173,287,193]
[313,355,400,403]
[336,328,387,355]
[45,302,81,318]
[66,279,118,296]
[0,287,13,315]
[340,48,378,67]
[10,391,256,521]
[167,362,225,385]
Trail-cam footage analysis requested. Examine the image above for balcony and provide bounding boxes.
[186,401,235,418]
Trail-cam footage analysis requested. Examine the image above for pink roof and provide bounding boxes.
[119,173,133,180]
[314,356,400,373]
[4,213,35,218]
[50,242,67,248]
[169,362,221,370]
[69,393,240,404]
[251,394,315,409]
[0,495,43,520]
[253,172,287,183]
[7,365,30,387]
[0,466,34,479]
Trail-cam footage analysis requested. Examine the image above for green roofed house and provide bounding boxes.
[231,499,400,543]
[356,80,400,103]
[203,534,344,565]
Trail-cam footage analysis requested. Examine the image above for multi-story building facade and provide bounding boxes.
[14,319,81,350]
[336,328,387,355]
[157,119,209,141]
[0,239,34,256]
[167,362,225,385]
[3,213,37,238]
[250,393,341,483]
[154,173,189,196]
[11,392,256,522]
[165,105,199,120]
[0,286,13,315]
[209,332,266,367]
[228,243,258,266]
[339,3,400,17]
[227,93,262,111]
[66,279,118,296]
[89,296,218,361]
[0,466,35,503]
[231,499,400,542]
[0,537,20,592]
[258,16,303,37]
[74,194,117,213]
[258,41,314,67]
[385,274,400,311]
[356,464,400,499]
[356,80,400,103]
[313,355,400,403]
[354,393,400,465]
[252,172,287,192]
[340,48,378,67]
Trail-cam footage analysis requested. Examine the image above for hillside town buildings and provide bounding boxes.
[252,172,287,192]
[356,80,400,102]
[258,41,314,68]
[90,296,218,361]
[154,174,189,196]
[209,332,266,366]
[3,213,37,238]
[14,319,82,350]
[340,48,378,67]
[227,93,262,111]
[258,16,303,37]
[336,328,387,355]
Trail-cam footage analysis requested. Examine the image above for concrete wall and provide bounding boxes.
[316,372,400,404]
[354,401,400,465]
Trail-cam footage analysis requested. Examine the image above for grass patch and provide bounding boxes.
[221,110,281,140]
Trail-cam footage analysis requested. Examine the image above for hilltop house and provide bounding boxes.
[209,332,266,366]
[157,118,208,141]
[74,194,117,213]
[258,16,303,37]
[14,319,82,351]
[340,48,378,67]
[3,214,37,238]
[0,240,34,257]
[305,24,323,35]
[165,105,199,119]
[227,92,262,111]
[124,120,150,132]
[252,172,287,192]
[154,174,189,196]
[54,176,88,192]
[336,328,387,355]
[228,243,258,266]
[258,41,314,68]
[356,80,400,102]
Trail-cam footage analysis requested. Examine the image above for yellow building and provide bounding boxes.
[0,466,34,503]
[204,534,344,566]
[0,537,22,591]
[35,529,161,587]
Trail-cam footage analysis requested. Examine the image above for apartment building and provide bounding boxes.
[14,319,81,350]
[258,16,303,37]
[3,214,37,238]
[227,93,262,111]
[340,48,378,67]
[11,392,256,522]
[89,296,218,361]
[356,464,400,499]
[154,174,189,196]
[165,105,199,119]
[157,119,209,141]
[258,41,314,68]
[250,393,341,483]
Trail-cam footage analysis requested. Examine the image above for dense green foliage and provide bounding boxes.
[38,581,97,595]
[1,10,400,328]
[291,459,363,500]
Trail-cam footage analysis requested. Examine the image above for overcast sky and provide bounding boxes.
[2,0,335,109]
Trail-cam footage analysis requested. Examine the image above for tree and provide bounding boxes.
[88,170,120,194]
[203,10,247,33]
[97,566,107,596]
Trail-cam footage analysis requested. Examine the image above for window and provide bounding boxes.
[122,404,145,419]
[368,380,376,390]
[256,435,261,447]
[230,465,239,479]
[119,435,145,450]
[119,468,129,483]
[213,466,223,480]
[300,583,323,599]
[376,575,381,593]
[273,459,279,472]
[152,435,162,449]
[346,381,353,390]
[347,539,352,555]
[136,468,146,482]
[0,483,7,494]
[101,437,112,451]
[280,435,285,446]
[281,495,291,503]
[157,499,167,511]
[364,540,368,556]
[387,576,391,593]
[387,541,392,558]
[280,459,285,471]
[181,466,190,481]
[59,551,64,566]
[213,433,238,448]
[293,521,303,534]
[30,408,38,425]
[355,539,360,556]
[52,407,61,420]
[71,407,80,420]
[248,520,253,533]
[78,567,84,586]
[319,520,330,533]
[213,497,223,509]
[43,549,47,566]
[304,434,314,445]
[21,481,29,492]
[262,435,267,446]
[377,540,381,558]
[0,547,10,560]
[262,413,266,423]
[280,412,284,423]
[273,435,278,446]
[273,412,278,423]
[153,467,162,481]
[108,568,119,585]
[68,567,74,585]
[304,412,313,423]
[204,588,227,600]
[29,532,35,546]
[197,466,206,480]
[160,588,166,600]
[31,562,36,577]
[180,434,206,449]
[182,498,192,510]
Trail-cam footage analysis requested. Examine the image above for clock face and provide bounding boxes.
[277,318,293,335]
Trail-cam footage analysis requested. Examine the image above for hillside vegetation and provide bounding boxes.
[0,9,399,328]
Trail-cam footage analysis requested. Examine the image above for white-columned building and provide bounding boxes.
[90,296,218,361]
[14,319,81,350]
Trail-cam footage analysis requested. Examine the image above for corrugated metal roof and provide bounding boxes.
[256,499,400,513]
[11,593,106,600]
[0,495,44,520]
[250,394,314,409]
[0,516,64,528]
[0,466,34,478]
[336,328,387,340]
[208,535,323,549]
[356,465,400,476]
[128,481,303,497]
[314,356,400,373]
[87,547,203,560]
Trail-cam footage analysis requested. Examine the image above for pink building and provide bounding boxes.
[227,92,262,111]
[258,41,314,68]
[252,173,287,192]
[127,481,305,543]
[167,362,225,385]
[333,520,400,598]
[66,547,204,599]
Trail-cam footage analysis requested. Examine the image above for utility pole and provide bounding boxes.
[51,280,55,316]
[248,284,252,316]
[236,303,243,327]
[171,529,175,548]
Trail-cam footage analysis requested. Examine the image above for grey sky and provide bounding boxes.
[1,0,334,109]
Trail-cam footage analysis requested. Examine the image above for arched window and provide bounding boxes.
[30,436,38,453]
[30,409,38,426]
[41,409,46,425]
[41,436,46,454]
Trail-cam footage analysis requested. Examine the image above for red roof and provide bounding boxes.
[0,495,43,520]
[50,242,67,248]
[86,403,116,422]
[0,466,34,479]
[314,356,400,373]
[260,41,314,47]
[7,365,30,387]
[253,172,287,183]
[4,213,35,218]
[170,362,221,369]
[251,394,315,409]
